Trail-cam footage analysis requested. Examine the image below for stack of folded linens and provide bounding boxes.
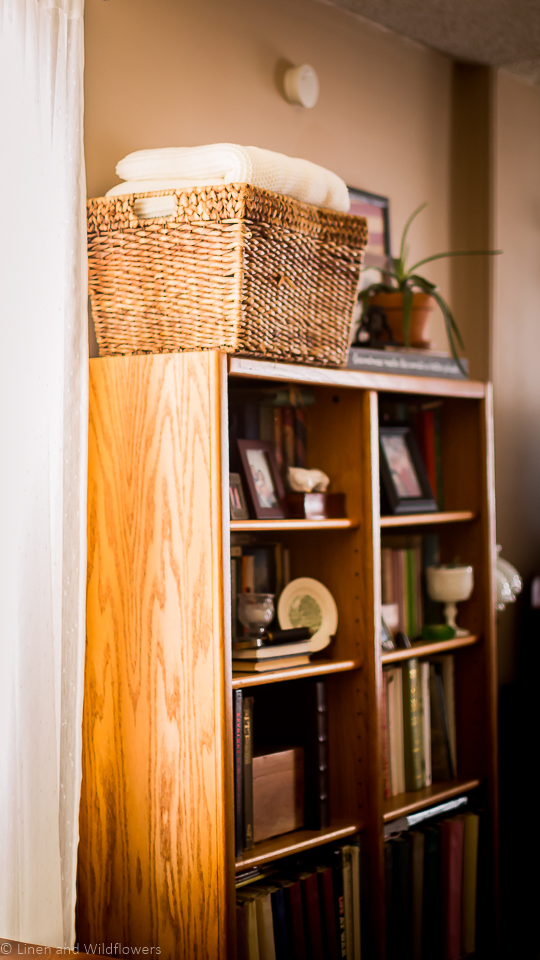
[88,144,367,365]
[106,143,351,214]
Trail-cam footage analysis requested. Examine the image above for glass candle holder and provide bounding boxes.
[237,593,275,639]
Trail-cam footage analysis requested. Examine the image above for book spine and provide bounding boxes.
[381,675,391,800]
[287,880,307,960]
[271,887,289,960]
[242,554,255,594]
[294,406,307,468]
[242,696,254,850]
[421,662,432,787]
[332,849,347,959]
[406,549,415,637]
[415,545,423,636]
[301,872,325,960]
[429,664,454,782]
[273,408,284,478]
[234,690,244,858]
[402,659,425,791]
[341,846,353,960]
[381,548,394,605]
[441,818,465,960]
[282,407,295,473]
[259,405,274,442]
[283,547,291,586]
[433,406,444,508]
[461,813,480,956]
[350,843,362,960]
[410,831,425,960]
[318,866,339,960]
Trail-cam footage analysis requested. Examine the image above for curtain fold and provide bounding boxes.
[0,0,87,948]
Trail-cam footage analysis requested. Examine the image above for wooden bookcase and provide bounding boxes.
[78,351,498,959]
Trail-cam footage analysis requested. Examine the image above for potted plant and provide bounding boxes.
[358,203,501,372]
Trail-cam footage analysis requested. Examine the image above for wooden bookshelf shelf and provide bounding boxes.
[382,778,482,823]
[235,821,363,871]
[232,657,362,688]
[381,634,479,664]
[230,517,357,532]
[380,510,476,528]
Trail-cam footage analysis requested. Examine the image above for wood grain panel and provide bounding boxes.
[78,353,227,959]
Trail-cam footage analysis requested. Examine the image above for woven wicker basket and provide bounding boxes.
[87,184,368,366]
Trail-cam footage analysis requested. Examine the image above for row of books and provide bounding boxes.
[382,656,456,797]
[236,841,363,960]
[229,386,315,479]
[381,534,440,638]
[379,398,444,509]
[233,681,329,855]
[385,811,480,960]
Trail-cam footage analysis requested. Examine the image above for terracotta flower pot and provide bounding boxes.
[369,291,435,348]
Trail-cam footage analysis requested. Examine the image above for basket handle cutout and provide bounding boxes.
[133,195,178,221]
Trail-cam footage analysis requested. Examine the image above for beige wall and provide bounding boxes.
[493,71,540,685]
[85,0,453,351]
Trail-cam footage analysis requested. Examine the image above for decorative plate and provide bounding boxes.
[277,577,338,652]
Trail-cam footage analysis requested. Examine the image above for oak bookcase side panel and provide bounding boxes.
[79,354,227,959]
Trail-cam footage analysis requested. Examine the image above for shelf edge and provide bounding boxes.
[232,658,362,688]
[235,821,363,871]
[381,634,479,664]
[382,779,482,822]
[380,510,476,528]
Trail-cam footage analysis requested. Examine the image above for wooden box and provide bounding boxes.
[285,491,346,520]
[252,747,304,843]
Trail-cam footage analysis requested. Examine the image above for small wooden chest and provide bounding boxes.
[252,746,304,843]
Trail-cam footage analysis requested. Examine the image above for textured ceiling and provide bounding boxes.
[320,0,540,85]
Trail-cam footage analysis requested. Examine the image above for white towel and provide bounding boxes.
[107,143,350,213]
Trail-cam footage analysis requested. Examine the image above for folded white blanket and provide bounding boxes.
[107,143,350,213]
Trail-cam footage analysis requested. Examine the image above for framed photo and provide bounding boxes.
[237,440,285,520]
[348,187,391,270]
[379,426,437,515]
[229,472,249,521]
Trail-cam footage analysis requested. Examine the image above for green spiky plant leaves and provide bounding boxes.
[359,203,501,374]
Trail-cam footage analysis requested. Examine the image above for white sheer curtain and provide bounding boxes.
[0,0,87,948]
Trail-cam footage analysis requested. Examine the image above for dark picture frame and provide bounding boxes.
[348,187,391,270]
[237,440,285,520]
[379,426,437,515]
[229,472,249,521]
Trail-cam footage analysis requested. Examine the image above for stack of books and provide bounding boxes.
[381,533,441,639]
[236,840,363,959]
[231,535,310,674]
[385,810,480,960]
[234,681,330,855]
[382,656,457,797]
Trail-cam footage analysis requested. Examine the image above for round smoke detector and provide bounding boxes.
[283,64,320,109]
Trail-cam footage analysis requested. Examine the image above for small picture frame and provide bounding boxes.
[348,187,391,270]
[237,440,285,520]
[229,472,249,521]
[379,426,437,515]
